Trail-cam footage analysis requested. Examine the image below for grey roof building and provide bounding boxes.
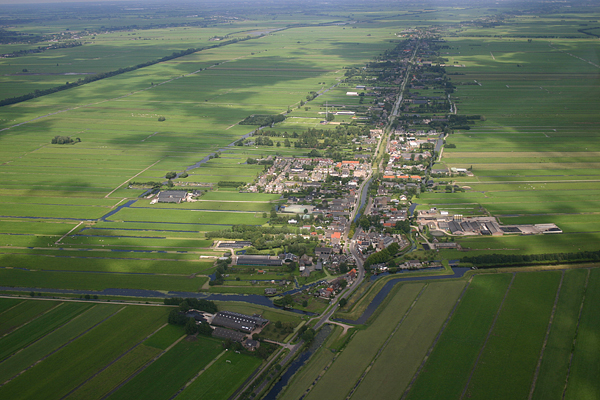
[157,191,187,203]
[211,311,268,333]
[236,255,283,267]
[212,327,246,342]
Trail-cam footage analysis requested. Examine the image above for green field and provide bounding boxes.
[0,303,122,384]
[463,271,562,399]
[532,268,588,400]
[105,336,223,400]
[350,281,466,399]
[406,273,514,400]
[564,268,600,400]
[305,283,425,400]
[0,297,266,400]
[0,303,169,400]
[0,302,93,361]
[176,351,262,400]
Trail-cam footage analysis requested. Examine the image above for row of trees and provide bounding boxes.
[0,36,254,108]
[239,114,286,127]
[463,249,600,268]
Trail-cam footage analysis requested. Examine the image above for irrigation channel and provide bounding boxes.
[262,325,333,400]
[353,176,374,223]
[0,268,469,315]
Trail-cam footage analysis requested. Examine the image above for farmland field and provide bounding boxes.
[463,271,562,400]
[349,281,466,400]
[0,301,169,400]
[406,273,514,400]
[0,1,408,294]
[304,283,425,400]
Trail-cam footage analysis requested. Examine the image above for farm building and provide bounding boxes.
[218,241,252,248]
[236,255,283,267]
[157,191,187,203]
[211,311,269,333]
[184,310,208,323]
[212,327,246,342]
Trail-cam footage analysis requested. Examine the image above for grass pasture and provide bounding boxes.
[406,273,514,400]
[105,336,223,400]
[0,268,208,292]
[0,302,93,362]
[0,303,169,400]
[463,271,562,400]
[0,300,58,336]
[532,268,588,400]
[350,281,466,400]
[0,302,122,384]
[176,351,262,400]
[563,268,600,400]
[304,283,425,400]
[0,6,404,293]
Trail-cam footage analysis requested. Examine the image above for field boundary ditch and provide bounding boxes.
[561,268,591,399]
[528,270,565,399]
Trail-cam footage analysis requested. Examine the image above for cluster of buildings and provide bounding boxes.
[184,310,268,350]
[383,131,438,179]
[417,209,562,236]
[245,156,371,194]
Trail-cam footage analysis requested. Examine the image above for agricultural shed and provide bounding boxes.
[211,311,268,333]
[218,241,252,248]
[184,310,207,323]
[157,191,187,203]
[236,255,283,267]
[212,327,246,342]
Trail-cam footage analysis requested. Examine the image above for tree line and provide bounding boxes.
[462,249,600,268]
[0,36,254,108]
[239,114,286,127]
